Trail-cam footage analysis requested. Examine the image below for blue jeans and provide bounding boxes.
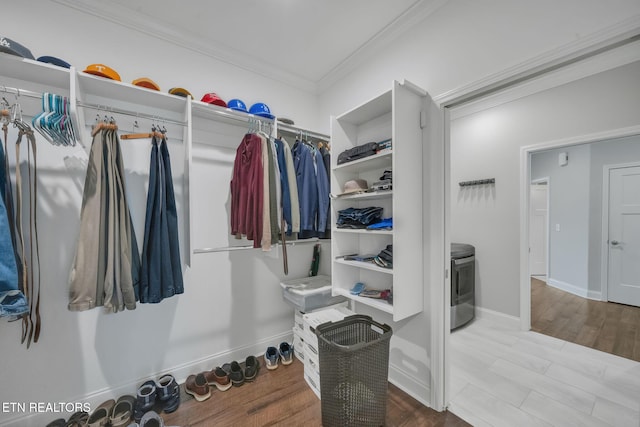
[337,207,383,226]
[0,142,27,319]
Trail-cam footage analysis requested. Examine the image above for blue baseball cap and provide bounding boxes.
[37,56,71,69]
[227,99,248,113]
[249,102,274,120]
[0,36,35,60]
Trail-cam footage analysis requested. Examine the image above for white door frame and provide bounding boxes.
[601,161,640,302]
[530,177,550,279]
[519,126,640,331]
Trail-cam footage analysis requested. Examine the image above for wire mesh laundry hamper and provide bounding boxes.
[315,315,392,426]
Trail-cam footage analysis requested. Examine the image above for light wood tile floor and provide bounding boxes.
[449,317,640,427]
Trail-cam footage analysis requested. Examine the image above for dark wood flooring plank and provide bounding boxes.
[161,358,468,426]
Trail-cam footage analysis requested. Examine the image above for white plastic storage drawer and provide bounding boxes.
[280,275,346,312]
[304,363,321,400]
[293,327,305,362]
[302,306,355,347]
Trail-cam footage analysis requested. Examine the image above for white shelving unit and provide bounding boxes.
[330,79,434,321]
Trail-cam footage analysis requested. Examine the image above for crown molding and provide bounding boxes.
[316,0,450,94]
[435,14,640,109]
[51,0,318,94]
[448,38,640,120]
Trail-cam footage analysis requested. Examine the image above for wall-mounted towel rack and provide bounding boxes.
[459,178,495,187]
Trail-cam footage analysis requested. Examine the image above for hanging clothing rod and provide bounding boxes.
[277,123,329,141]
[193,238,320,254]
[77,101,187,127]
[0,86,44,101]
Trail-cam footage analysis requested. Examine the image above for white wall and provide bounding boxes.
[318,0,640,132]
[2,0,322,132]
[0,2,327,426]
[531,145,591,296]
[451,61,640,317]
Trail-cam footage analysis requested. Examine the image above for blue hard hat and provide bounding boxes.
[249,102,274,120]
[227,98,248,113]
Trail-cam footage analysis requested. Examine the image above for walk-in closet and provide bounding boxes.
[1,1,639,426]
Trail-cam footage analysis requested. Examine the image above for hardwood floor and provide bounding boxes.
[161,358,469,426]
[531,277,640,362]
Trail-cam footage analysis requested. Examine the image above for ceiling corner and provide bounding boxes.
[51,0,318,94]
[316,0,450,95]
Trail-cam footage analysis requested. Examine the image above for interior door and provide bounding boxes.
[529,183,548,277]
[608,165,640,307]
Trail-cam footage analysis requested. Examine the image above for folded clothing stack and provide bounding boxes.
[367,217,392,230]
[337,206,383,229]
[373,245,393,269]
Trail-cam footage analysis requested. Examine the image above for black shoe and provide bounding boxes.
[229,361,245,386]
[156,374,180,413]
[244,355,260,381]
[133,380,156,422]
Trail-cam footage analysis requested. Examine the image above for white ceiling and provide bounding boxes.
[55,0,446,92]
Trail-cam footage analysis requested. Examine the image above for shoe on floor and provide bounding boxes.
[185,373,211,402]
[279,342,294,366]
[156,374,180,413]
[87,398,115,427]
[46,418,66,427]
[264,346,279,370]
[139,410,164,427]
[64,411,89,427]
[134,380,156,422]
[244,355,260,381]
[110,395,136,427]
[229,361,245,386]
[204,366,232,391]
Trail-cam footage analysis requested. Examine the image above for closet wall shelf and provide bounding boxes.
[334,258,393,274]
[76,71,187,119]
[337,90,392,126]
[193,238,321,254]
[333,229,393,235]
[191,100,273,127]
[333,190,392,201]
[0,55,70,89]
[333,150,392,173]
[333,287,394,315]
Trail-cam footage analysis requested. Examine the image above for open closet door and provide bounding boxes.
[394,80,448,410]
[424,85,448,412]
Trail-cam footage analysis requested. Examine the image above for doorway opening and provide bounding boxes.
[521,132,640,362]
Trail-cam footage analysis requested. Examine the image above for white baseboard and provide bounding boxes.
[388,363,431,407]
[548,278,602,301]
[475,307,520,330]
[4,330,293,427]
[587,290,603,301]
